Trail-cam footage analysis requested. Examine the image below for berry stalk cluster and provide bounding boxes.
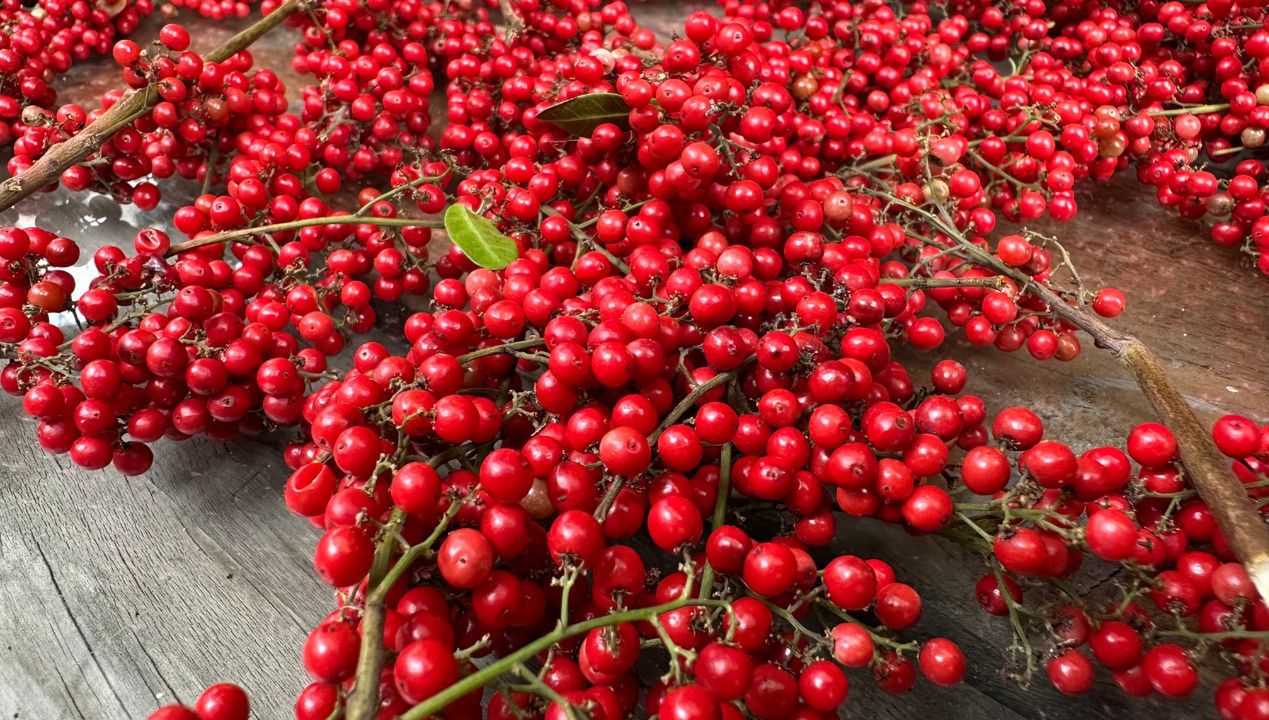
[0,0,1265,719]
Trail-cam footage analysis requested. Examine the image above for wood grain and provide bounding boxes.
[0,5,1264,720]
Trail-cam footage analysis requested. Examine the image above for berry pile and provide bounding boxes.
[9,22,291,209]
[0,0,1266,718]
[0,0,152,146]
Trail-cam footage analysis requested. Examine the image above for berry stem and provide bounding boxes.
[1148,103,1231,117]
[0,0,303,213]
[813,597,919,652]
[882,188,1269,598]
[345,454,474,720]
[456,336,547,363]
[398,571,725,720]
[594,370,735,521]
[698,441,734,600]
[354,171,452,216]
[888,276,1010,290]
[344,507,405,720]
[166,215,444,257]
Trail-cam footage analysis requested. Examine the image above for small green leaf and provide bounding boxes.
[537,93,630,136]
[443,204,519,270]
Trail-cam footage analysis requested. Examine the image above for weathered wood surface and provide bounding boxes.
[0,5,1265,720]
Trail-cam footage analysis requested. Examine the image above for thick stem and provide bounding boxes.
[698,442,733,600]
[345,452,474,720]
[1148,103,1230,117]
[0,0,302,213]
[1119,341,1269,598]
[345,509,406,720]
[1004,260,1269,597]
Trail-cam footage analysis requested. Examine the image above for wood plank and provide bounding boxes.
[0,4,1263,720]
[0,434,328,718]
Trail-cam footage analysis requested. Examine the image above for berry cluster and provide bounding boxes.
[11,24,291,209]
[0,0,1265,718]
[0,0,152,146]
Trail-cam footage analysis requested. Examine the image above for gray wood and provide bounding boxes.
[0,433,328,719]
[0,5,1265,720]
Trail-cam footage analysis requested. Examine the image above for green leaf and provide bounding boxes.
[443,204,519,270]
[536,93,630,136]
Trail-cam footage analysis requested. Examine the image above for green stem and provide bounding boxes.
[375,494,467,596]
[698,441,733,600]
[595,371,735,521]
[650,371,735,443]
[815,599,919,652]
[1148,103,1230,117]
[751,593,828,649]
[399,576,723,719]
[355,171,452,217]
[543,206,632,275]
[457,337,547,364]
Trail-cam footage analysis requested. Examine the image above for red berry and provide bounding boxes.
[394,640,459,704]
[1047,650,1094,695]
[194,684,250,720]
[918,638,966,686]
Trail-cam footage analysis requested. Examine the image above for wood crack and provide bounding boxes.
[35,541,129,716]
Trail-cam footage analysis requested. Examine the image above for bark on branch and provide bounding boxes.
[0,0,302,213]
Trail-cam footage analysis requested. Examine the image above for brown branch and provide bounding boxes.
[887,275,1010,290]
[498,0,525,42]
[1119,343,1269,590]
[1026,281,1269,595]
[0,0,302,213]
[886,193,1269,598]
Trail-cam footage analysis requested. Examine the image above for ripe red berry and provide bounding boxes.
[437,528,495,590]
[743,542,797,597]
[394,640,459,704]
[918,638,966,686]
[1141,644,1198,698]
[1047,650,1094,695]
[194,684,250,720]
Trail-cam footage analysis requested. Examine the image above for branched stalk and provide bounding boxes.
[457,337,547,364]
[0,0,303,212]
[344,508,405,720]
[873,188,1269,598]
[594,370,735,520]
[398,573,726,720]
[355,172,451,217]
[814,598,919,652]
[345,451,474,720]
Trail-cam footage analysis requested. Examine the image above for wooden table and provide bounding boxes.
[0,7,1265,720]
